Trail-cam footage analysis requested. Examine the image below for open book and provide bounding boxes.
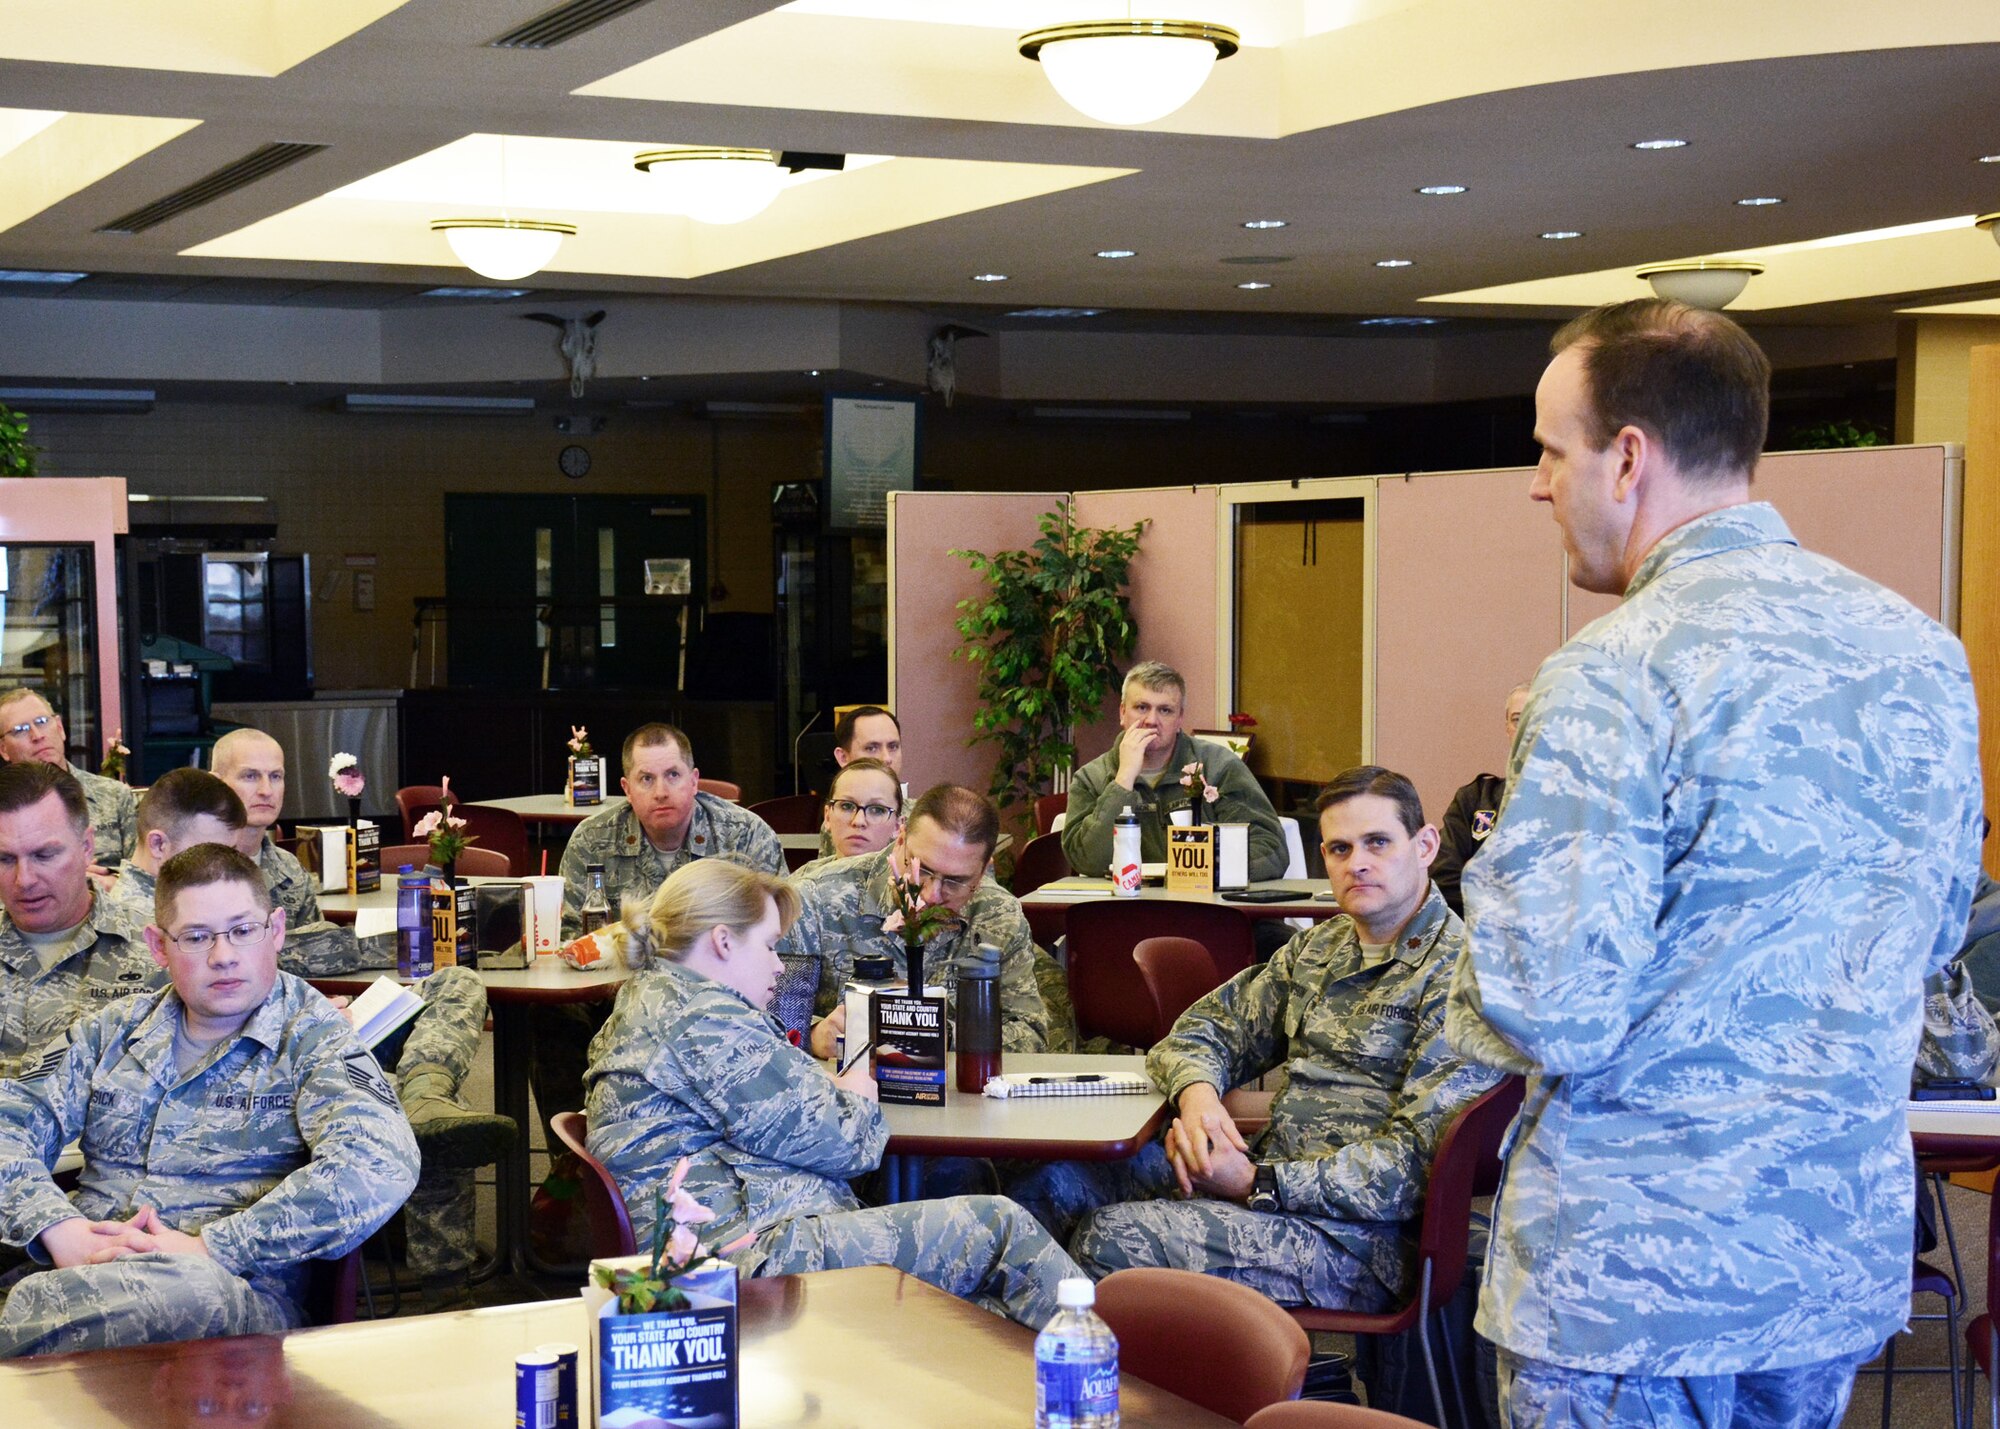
[344,975,423,1050]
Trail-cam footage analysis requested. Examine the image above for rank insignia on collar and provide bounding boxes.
[1471,809,1496,839]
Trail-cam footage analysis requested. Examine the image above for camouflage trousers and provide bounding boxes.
[392,967,486,1278]
[1011,1143,1397,1311]
[1493,1347,1867,1429]
[0,1252,295,1358]
[748,1195,1082,1330]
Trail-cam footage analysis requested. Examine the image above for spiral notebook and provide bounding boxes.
[983,1071,1152,1099]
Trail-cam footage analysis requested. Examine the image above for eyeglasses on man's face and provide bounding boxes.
[916,867,978,898]
[828,798,896,823]
[3,714,57,739]
[163,917,274,955]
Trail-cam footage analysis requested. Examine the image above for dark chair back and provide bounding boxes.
[394,784,444,841]
[1011,832,1072,898]
[1066,900,1255,1048]
[456,803,533,876]
[1034,793,1069,837]
[1096,1267,1310,1423]
[301,1246,365,1325]
[697,778,741,801]
[1133,935,1229,1044]
[380,844,513,878]
[747,794,824,835]
[550,1110,638,1258]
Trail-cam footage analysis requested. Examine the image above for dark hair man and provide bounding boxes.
[1013,766,1499,1314]
[1444,298,1985,1426]
[832,706,902,780]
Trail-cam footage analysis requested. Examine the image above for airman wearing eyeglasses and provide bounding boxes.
[0,762,155,1081]
[787,784,1048,1060]
[809,758,902,867]
[0,688,137,867]
[0,843,416,1356]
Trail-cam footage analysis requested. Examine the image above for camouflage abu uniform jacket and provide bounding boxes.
[786,847,1050,1053]
[585,957,885,1252]
[0,972,419,1317]
[1063,732,1288,882]
[559,793,783,940]
[1446,503,1985,1377]
[114,854,387,980]
[0,894,158,1080]
[1148,886,1500,1295]
[73,766,137,864]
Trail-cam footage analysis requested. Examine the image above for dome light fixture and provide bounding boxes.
[429,218,576,282]
[1631,138,1689,150]
[1374,258,1415,268]
[634,147,785,225]
[1235,280,1272,290]
[1241,218,1287,230]
[1416,184,1467,196]
[1978,212,2000,249]
[1019,19,1240,127]
[1636,259,1764,310]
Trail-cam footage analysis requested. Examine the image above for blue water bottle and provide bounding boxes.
[396,864,433,978]
[1036,1277,1120,1428]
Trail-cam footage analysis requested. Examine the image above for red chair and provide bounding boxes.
[697,778,741,801]
[551,1110,638,1258]
[1034,793,1070,837]
[1132,935,1228,1044]
[747,794,824,834]
[301,1246,366,1325]
[1065,900,1254,1049]
[454,803,533,876]
[1287,1077,1524,1429]
[1247,1404,1432,1429]
[394,784,444,841]
[1096,1267,1310,1423]
[380,844,512,878]
[1964,1167,2000,1429]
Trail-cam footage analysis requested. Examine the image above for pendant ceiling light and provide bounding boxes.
[634,147,785,225]
[1979,212,2000,248]
[1636,259,1764,311]
[1019,19,1240,127]
[429,218,576,282]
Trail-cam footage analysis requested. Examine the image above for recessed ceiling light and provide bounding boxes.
[1735,196,1784,206]
[1006,307,1104,319]
[1539,230,1584,241]
[0,270,88,284]
[1358,316,1446,327]
[1631,138,1689,150]
[1374,258,1415,268]
[1241,219,1287,229]
[1416,184,1467,196]
[1095,249,1136,259]
[970,272,1009,282]
[419,285,531,299]
[1235,281,1273,290]
[806,369,820,377]
[1979,154,2000,164]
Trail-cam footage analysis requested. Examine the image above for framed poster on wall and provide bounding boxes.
[826,394,918,531]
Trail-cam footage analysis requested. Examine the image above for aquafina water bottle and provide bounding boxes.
[1036,1277,1119,1428]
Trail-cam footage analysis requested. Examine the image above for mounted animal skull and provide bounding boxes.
[522,309,606,398]
[926,322,987,408]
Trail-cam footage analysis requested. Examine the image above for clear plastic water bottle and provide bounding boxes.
[1036,1278,1120,1429]
[580,863,611,934]
[1112,804,1142,897]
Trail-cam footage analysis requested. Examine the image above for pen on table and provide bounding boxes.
[1027,1074,1105,1084]
[837,1041,872,1078]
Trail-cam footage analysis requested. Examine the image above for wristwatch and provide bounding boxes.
[1246,1162,1281,1213]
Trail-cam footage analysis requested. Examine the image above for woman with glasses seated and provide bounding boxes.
[584,858,1080,1327]
[807,757,902,868]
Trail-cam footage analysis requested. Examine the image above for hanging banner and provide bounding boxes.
[826,395,918,531]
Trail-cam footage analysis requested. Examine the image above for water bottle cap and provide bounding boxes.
[854,953,896,981]
[964,942,1001,980]
[1056,1278,1095,1308]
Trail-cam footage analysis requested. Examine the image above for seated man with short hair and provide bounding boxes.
[0,844,418,1356]
[1428,683,1530,917]
[1014,766,1501,1310]
[0,686,136,866]
[792,785,1049,1058]
[1061,660,1287,883]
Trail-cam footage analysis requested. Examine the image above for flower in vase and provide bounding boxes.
[594,1156,750,1315]
[328,753,365,800]
[568,725,593,758]
[413,806,475,865]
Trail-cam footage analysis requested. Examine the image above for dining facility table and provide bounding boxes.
[0,1265,1232,1428]
[1021,875,1341,922]
[474,792,625,828]
[316,873,509,926]
[307,955,629,1279]
[874,1052,1169,1202]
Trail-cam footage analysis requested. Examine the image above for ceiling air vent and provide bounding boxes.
[95,142,328,235]
[489,0,658,49]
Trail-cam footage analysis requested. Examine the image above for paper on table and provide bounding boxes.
[354,907,396,940]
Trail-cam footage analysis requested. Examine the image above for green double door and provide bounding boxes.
[444,494,704,690]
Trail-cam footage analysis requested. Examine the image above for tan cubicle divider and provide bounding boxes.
[894,444,1957,837]
[1969,346,2000,876]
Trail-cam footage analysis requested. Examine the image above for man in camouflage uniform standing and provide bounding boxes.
[205,737,510,1305]
[0,763,155,1079]
[1445,298,1985,1429]
[0,843,417,1355]
[790,784,1048,1059]
[0,687,135,866]
[1013,766,1499,1310]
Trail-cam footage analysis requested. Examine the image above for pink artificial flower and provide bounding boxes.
[1203,784,1220,803]
[332,768,365,799]
[412,811,442,839]
[667,1223,699,1265]
[666,1156,690,1198]
[880,910,905,935]
[669,1186,715,1227]
[717,1232,756,1257]
[439,774,452,807]
[1182,761,1202,776]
